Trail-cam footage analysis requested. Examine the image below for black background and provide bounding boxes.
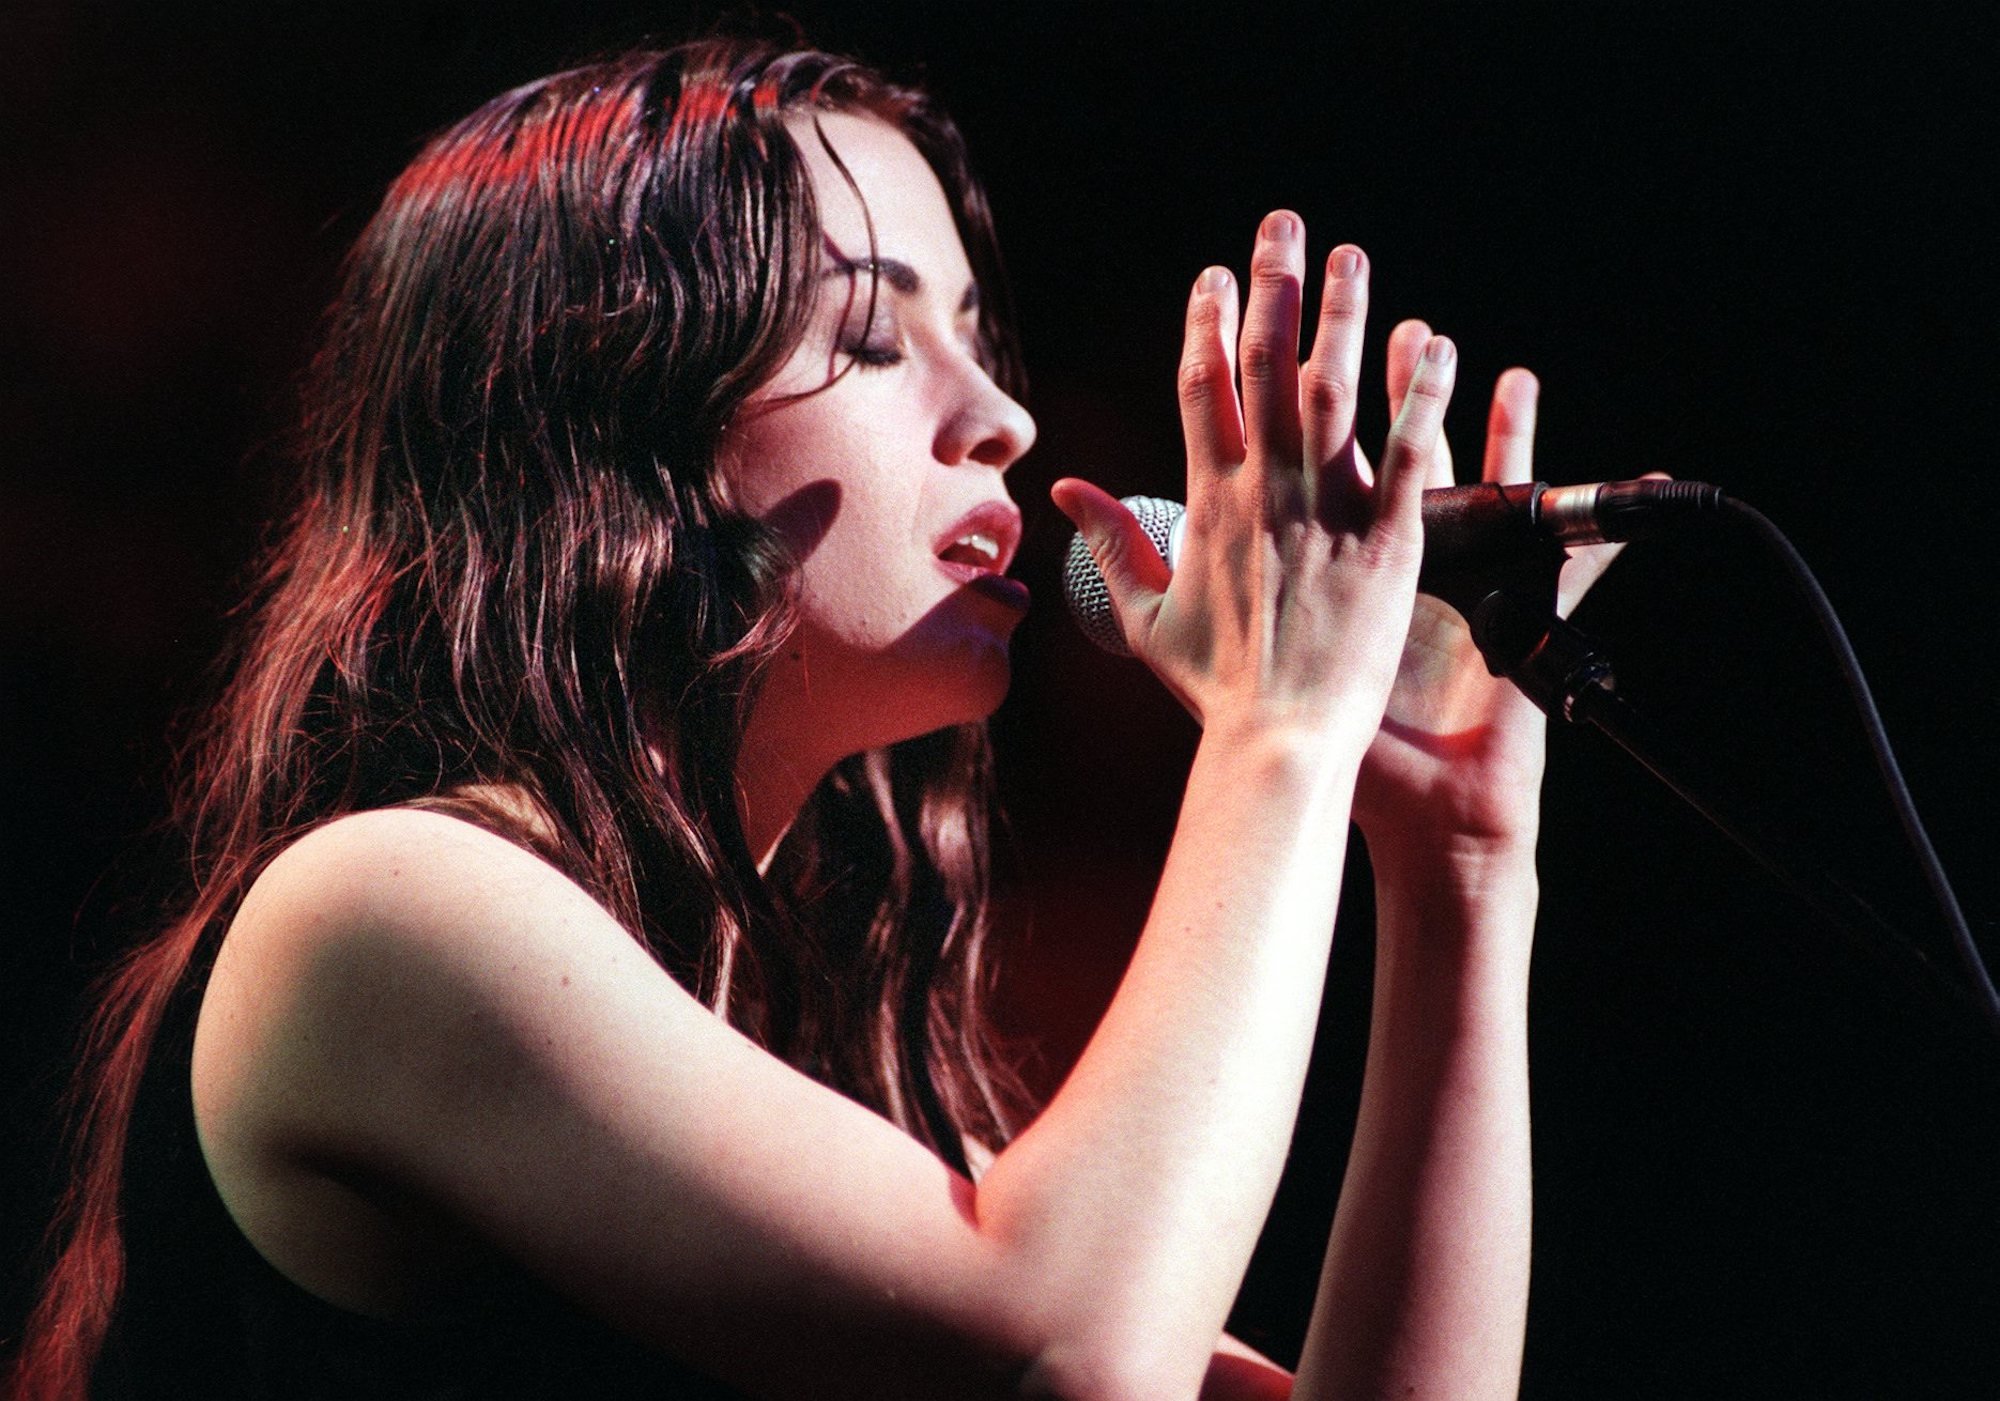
[4,3,1997,1395]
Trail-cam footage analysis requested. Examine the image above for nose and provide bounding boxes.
[934,361,1036,470]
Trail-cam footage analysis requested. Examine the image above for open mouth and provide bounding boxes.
[937,532,1004,570]
[933,503,1028,608]
[932,501,1021,574]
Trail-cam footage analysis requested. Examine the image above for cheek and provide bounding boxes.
[794,562,894,643]
[791,509,934,648]
[727,388,949,650]
[724,415,827,519]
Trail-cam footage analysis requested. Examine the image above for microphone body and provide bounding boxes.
[1062,478,1722,655]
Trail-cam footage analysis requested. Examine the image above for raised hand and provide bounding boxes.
[1354,319,1626,864]
[1054,216,1456,757]
[1049,221,1547,1398]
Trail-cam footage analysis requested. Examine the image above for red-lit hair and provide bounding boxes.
[10,38,1027,1397]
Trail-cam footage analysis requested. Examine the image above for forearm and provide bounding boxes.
[1022,210,1460,1397]
[1292,844,1536,1401]
[983,719,1365,1398]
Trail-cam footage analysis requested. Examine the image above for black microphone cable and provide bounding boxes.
[1714,495,1999,1040]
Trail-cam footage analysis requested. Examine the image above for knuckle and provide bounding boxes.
[1403,373,1451,406]
[1177,353,1229,405]
[1319,280,1363,321]
[1184,292,1225,338]
[1248,248,1297,287]
[1090,523,1130,578]
[1188,490,1232,542]
[1299,364,1351,417]
[1237,338,1287,385]
[1384,420,1436,462]
[1361,523,1422,573]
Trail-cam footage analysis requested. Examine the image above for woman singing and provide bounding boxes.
[13,35,1607,1400]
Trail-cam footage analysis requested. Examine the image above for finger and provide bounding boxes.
[1237,210,1305,480]
[1384,318,1455,488]
[1384,318,1431,421]
[1050,477,1170,647]
[1376,335,1457,530]
[1300,244,1368,501]
[1177,266,1245,490]
[1482,368,1539,486]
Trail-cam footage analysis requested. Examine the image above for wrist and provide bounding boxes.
[1200,714,1366,804]
[1367,830,1540,964]
[1199,703,1374,778]
[1185,713,1367,847]
[1364,820,1537,887]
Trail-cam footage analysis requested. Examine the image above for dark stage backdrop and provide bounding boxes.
[4,3,1996,1395]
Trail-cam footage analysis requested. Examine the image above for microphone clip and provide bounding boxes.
[1466,588,1619,724]
[1416,512,1615,723]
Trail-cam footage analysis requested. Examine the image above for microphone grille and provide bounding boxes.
[1062,494,1185,656]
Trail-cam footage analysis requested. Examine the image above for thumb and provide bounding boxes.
[1050,477,1170,653]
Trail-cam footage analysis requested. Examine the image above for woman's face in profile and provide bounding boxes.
[723,111,1037,753]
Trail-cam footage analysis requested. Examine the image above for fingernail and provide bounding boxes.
[1263,211,1299,243]
[1424,336,1456,367]
[1332,247,1361,279]
[1199,265,1231,292]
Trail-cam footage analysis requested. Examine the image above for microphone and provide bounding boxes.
[1062,478,1723,654]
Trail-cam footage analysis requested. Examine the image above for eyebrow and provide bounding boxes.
[823,253,979,315]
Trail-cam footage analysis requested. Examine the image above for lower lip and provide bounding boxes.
[937,560,1031,611]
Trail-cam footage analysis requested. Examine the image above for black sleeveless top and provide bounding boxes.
[92,926,746,1399]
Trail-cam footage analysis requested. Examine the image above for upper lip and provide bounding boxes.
[932,500,1022,574]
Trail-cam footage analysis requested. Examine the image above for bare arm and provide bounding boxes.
[1293,846,1536,1400]
[1036,213,1455,1395]
[1290,341,1623,1398]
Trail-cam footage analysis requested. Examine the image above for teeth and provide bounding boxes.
[939,527,1007,570]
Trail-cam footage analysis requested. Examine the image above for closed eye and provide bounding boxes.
[842,339,904,369]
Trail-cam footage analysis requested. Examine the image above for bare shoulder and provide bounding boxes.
[227,805,620,963]
[207,806,685,1048]
[199,806,695,1131]
[194,809,683,1295]
[194,806,993,1379]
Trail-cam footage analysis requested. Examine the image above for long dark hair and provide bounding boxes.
[12,38,1028,1398]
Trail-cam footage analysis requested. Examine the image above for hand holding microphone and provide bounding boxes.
[1049,222,1456,744]
[1048,235,1660,857]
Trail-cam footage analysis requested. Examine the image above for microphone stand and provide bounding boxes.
[1422,559,1993,1042]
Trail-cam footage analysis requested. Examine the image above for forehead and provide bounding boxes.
[788,111,971,286]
